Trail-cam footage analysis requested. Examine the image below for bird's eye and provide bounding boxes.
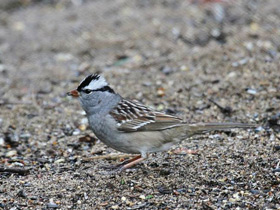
[83,89,92,94]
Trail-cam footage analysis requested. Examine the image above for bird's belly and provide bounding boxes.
[89,117,141,154]
[92,127,174,154]
[89,116,185,155]
[114,131,178,154]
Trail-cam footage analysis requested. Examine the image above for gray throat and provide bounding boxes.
[81,92,122,116]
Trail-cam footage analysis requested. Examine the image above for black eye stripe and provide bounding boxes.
[82,86,115,94]
[83,89,92,94]
[94,86,115,93]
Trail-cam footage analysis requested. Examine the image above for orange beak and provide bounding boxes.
[67,89,80,98]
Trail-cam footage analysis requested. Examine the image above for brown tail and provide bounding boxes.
[185,122,256,136]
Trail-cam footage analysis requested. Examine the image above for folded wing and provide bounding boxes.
[110,99,183,132]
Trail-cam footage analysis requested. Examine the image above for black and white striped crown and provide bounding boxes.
[77,74,114,93]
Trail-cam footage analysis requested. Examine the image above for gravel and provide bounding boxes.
[0,0,280,209]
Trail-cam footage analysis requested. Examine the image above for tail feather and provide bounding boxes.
[186,122,256,136]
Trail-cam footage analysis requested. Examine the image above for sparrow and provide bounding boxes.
[68,74,254,170]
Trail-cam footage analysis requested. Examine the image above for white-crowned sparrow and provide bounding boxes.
[68,74,254,170]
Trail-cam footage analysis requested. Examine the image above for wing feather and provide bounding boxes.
[110,99,183,132]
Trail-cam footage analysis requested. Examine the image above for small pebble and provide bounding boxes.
[80,118,88,124]
[274,146,280,151]
[79,135,96,143]
[13,21,25,31]
[250,189,260,195]
[17,190,27,198]
[72,129,80,135]
[176,188,186,193]
[244,42,254,51]
[250,22,259,31]
[55,53,73,62]
[20,133,31,140]
[229,198,236,203]
[77,110,86,115]
[239,58,248,65]
[255,126,264,132]
[142,81,152,86]
[232,58,248,67]
[158,186,172,195]
[78,124,87,131]
[139,195,146,200]
[226,72,237,79]
[180,65,188,71]
[47,202,59,209]
[232,192,241,201]
[0,64,7,72]
[246,88,257,95]
[209,134,223,140]
[159,169,171,176]
[212,3,225,23]
[11,162,24,167]
[273,168,280,173]
[157,87,165,97]
[161,66,174,75]
[24,182,31,187]
[30,196,37,200]
[253,113,259,119]
[172,27,180,36]
[111,205,119,209]
[211,28,223,39]
[157,104,164,111]
[0,138,4,146]
[6,150,17,157]
[54,158,65,164]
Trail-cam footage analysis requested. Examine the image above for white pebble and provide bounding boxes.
[0,138,4,146]
[139,195,145,200]
[6,150,17,157]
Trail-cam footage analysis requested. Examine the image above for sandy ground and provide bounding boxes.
[0,0,280,209]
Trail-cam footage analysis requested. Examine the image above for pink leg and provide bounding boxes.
[101,155,142,170]
[114,155,142,168]
[121,156,146,170]
[121,155,142,165]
